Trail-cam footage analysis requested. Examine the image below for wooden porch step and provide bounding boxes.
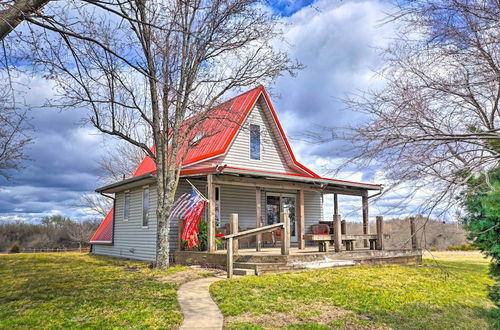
[232,268,256,276]
[234,262,291,275]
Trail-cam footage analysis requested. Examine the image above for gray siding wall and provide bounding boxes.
[304,191,323,234]
[92,180,197,261]
[217,184,323,235]
[221,97,298,173]
[93,184,158,261]
[218,184,257,230]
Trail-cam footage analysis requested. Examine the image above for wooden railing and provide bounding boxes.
[222,213,290,278]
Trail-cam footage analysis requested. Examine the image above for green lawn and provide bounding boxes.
[0,253,187,329]
[211,252,499,329]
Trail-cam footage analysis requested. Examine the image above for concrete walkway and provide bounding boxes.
[178,277,224,329]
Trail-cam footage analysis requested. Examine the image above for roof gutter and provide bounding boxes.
[95,173,155,193]
[221,167,382,191]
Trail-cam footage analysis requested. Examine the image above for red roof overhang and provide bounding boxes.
[89,208,113,244]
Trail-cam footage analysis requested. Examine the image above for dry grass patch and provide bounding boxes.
[224,302,388,330]
[155,265,225,285]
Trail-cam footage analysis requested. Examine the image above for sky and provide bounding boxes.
[0,0,428,223]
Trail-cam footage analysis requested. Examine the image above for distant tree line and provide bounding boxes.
[0,215,99,253]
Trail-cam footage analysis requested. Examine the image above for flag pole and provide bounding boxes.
[185,179,209,201]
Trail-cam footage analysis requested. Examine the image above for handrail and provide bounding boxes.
[222,222,284,240]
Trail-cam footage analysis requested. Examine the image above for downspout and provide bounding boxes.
[367,190,382,199]
[100,192,116,246]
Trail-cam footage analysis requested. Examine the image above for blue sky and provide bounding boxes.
[268,0,316,16]
[0,0,424,223]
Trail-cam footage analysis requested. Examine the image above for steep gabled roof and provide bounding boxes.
[132,85,318,177]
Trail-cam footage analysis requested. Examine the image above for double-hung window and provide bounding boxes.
[124,192,130,221]
[142,187,149,227]
[215,186,221,228]
[250,124,261,160]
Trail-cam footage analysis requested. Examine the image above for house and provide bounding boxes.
[89,85,384,262]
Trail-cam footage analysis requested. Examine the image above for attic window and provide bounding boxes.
[250,124,260,160]
[191,133,204,146]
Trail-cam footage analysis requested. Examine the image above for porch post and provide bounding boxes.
[333,214,342,252]
[333,193,339,216]
[256,187,262,251]
[229,213,239,254]
[280,212,290,255]
[227,237,233,279]
[362,192,369,248]
[410,217,418,249]
[376,216,384,250]
[297,189,305,250]
[207,174,216,252]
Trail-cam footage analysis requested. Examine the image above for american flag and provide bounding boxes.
[168,188,207,248]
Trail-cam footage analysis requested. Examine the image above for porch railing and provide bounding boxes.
[222,213,290,278]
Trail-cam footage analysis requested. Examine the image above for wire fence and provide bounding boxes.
[18,247,91,253]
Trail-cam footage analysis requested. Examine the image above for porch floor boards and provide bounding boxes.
[211,246,368,256]
[174,247,423,275]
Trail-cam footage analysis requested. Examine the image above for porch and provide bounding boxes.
[184,169,383,253]
[178,169,422,276]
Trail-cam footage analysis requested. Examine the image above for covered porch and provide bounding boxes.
[176,168,422,276]
[183,167,384,254]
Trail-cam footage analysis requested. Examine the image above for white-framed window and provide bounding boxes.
[142,187,149,227]
[123,191,130,221]
[215,186,221,228]
[249,124,261,160]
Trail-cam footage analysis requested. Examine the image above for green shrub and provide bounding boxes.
[430,247,439,252]
[9,243,20,253]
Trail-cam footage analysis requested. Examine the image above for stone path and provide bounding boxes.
[178,277,224,329]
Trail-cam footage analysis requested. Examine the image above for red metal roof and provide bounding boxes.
[89,208,113,243]
[131,85,318,177]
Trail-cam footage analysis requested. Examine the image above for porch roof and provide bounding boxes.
[95,165,382,194]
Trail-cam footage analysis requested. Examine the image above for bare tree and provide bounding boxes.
[0,0,50,40]
[79,141,144,216]
[316,0,500,221]
[66,220,96,251]
[97,142,145,184]
[22,0,300,268]
[0,47,32,179]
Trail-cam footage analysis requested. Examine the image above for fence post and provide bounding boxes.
[333,214,342,252]
[227,237,233,279]
[410,217,418,249]
[280,212,290,255]
[376,216,384,250]
[230,213,239,254]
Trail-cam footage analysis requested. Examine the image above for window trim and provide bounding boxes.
[215,185,221,228]
[141,186,150,228]
[123,190,130,222]
[249,123,261,161]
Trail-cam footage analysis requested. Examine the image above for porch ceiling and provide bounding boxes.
[211,168,382,195]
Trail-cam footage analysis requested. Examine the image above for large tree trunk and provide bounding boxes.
[0,0,49,40]
[155,161,179,269]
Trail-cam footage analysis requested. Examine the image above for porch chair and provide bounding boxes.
[311,224,331,235]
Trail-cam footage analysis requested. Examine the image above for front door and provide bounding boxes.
[265,193,297,243]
